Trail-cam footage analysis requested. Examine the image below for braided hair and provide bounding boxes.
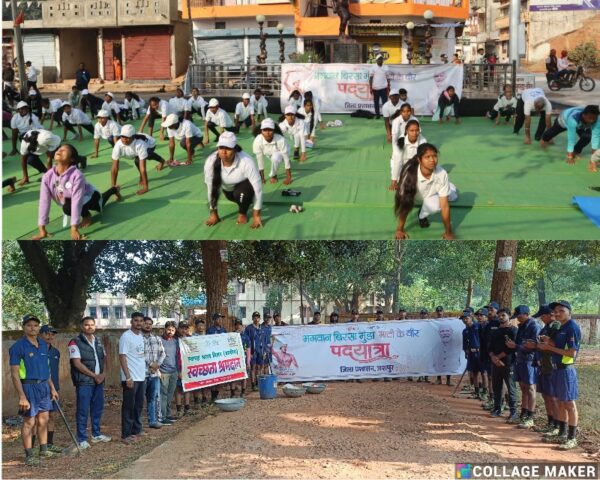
[394,143,439,219]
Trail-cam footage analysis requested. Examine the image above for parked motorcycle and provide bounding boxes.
[546,65,595,92]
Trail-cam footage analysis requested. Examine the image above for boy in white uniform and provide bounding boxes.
[382,90,402,143]
[279,106,306,162]
[62,102,95,141]
[252,118,292,185]
[161,113,204,166]
[250,88,268,122]
[234,93,255,131]
[185,87,207,122]
[139,97,173,140]
[92,110,121,158]
[101,93,122,124]
[9,101,43,156]
[168,88,188,122]
[204,98,234,143]
[41,98,65,130]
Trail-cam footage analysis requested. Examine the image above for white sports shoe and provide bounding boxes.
[91,434,111,443]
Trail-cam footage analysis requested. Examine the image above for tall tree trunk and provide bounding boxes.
[490,240,518,310]
[18,241,108,328]
[392,240,408,313]
[384,292,392,313]
[351,288,360,311]
[466,278,474,308]
[536,277,546,305]
[200,241,228,324]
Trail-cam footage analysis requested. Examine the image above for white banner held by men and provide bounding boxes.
[179,333,247,392]
[280,63,463,116]
[271,319,466,382]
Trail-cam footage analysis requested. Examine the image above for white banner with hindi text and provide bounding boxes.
[179,333,248,392]
[271,319,466,381]
[280,63,464,116]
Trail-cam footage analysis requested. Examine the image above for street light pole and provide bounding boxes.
[277,22,285,63]
[509,0,520,69]
[10,0,27,97]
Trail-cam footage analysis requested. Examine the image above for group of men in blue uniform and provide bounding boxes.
[461,299,582,450]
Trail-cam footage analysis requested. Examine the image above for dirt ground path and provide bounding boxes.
[115,381,588,479]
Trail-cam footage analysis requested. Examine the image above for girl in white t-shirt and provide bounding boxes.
[389,119,426,191]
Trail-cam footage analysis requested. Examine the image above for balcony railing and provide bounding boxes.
[188,0,287,6]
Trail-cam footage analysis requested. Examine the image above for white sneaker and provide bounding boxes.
[90,434,111,443]
[79,440,91,449]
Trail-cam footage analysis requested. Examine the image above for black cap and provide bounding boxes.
[532,304,552,318]
[273,312,280,317]
[234,318,243,325]
[420,309,429,315]
[376,309,384,314]
[511,305,530,319]
[476,308,489,316]
[22,314,41,325]
[212,313,224,321]
[313,311,321,315]
[194,318,205,325]
[549,300,572,312]
[40,325,57,334]
[252,311,261,318]
[435,306,444,312]
[330,312,339,317]
[462,309,472,317]
[487,301,500,310]
[178,321,189,328]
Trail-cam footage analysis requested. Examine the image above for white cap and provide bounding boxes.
[217,131,237,149]
[16,101,29,109]
[62,101,72,107]
[120,124,136,137]
[389,89,400,96]
[97,109,110,118]
[208,98,219,107]
[260,118,275,130]
[284,105,297,115]
[28,88,37,96]
[81,89,89,95]
[105,92,114,98]
[161,113,180,128]
[376,53,383,60]
[242,92,250,100]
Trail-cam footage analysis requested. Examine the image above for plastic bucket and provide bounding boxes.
[258,374,277,399]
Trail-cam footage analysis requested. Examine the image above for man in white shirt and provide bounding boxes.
[279,105,306,162]
[9,101,43,155]
[161,113,204,166]
[62,102,95,141]
[514,88,552,145]
[41,98,65,130]
[168,88,188,121]
[253,118,292,185]
[234,93,255,131]
[92,109,121,158]
[25,61,38,90]
[101,93,122,124]
[382,90,402,142]
[204,98,234,143]
[369,54,390,120]
[250,88,269,122]
[119,312,147,444]
[185,87,207,122]
[139,96,172,140]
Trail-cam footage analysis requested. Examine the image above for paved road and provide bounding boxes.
[532,73,598,108]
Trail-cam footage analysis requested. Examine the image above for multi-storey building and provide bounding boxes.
[2,0,190,82]
[184,0,470,64]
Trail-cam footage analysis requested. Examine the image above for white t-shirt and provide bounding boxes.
[279,118,305,138]
[68,335,101,375]
[493,96,518,111]
[11,113,42,134]
[391,115,418,144]
[94,119,121,139]
[521,88,552,114]
[119,329,146,382]
[370,64,389,90]
[112,134,156,161]
[206,108,233,128]
[169,97,188,115]
[557,57,570,70]
[250,95,268,116]
[166,119,202,140]
[27,65,38,82]
[146,99,172,118]
[297,107,321,137]
[252,133,289,170]
[44,99,63,115]
[62,108,92,125]
[288,96,303,111]
[102,100,120,114]
[382,100,402,119]
[417,165,451,200]
[20,129,61,156]
[235,102,254,121]
[204,151,263,210]
[186,96,207,115]
[392,134,427,181]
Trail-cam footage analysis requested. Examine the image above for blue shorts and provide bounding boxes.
[552,367,578,401]
[467,352,481,373]
[537,372,555,397]
[479,356,491,375]
[514,362,537,385]
[21,382,53,417]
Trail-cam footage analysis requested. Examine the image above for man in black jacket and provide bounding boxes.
[68,316,111,449]
[488,309,518,421]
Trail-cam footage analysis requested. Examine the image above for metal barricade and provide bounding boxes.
[186,63,282,97]
[462,62,515,98]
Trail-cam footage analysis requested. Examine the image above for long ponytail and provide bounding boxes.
[210,150,222,209]
[394,143,438,218]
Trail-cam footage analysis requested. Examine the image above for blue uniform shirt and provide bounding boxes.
[559,107,600,153]
[9,337,51,381]
[515,317,541,363]
[207,326,226,335]
[462,323,481,351]
[48,345,60,390]
[244,323,261,353]
[551,319,581,366]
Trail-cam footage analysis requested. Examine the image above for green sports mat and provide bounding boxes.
[2,116,599,240]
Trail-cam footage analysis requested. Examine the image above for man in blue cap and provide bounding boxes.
[9,315,60,466]
[461,310,481,397]
[538,300,581,450]
[527,305,561,435]
[506,305,540,428]
[38,325,63,454]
